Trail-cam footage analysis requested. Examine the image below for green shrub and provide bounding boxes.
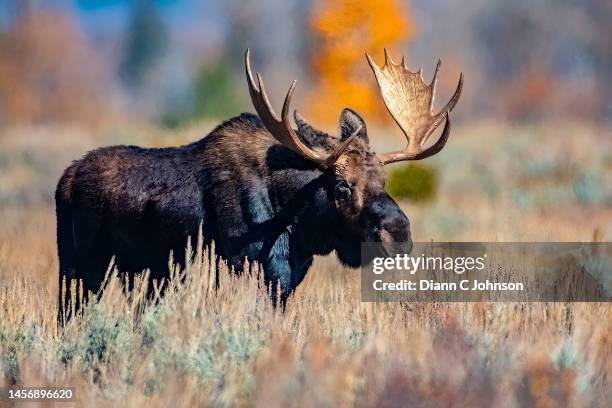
[386,163,438,202]
[160,61,248,128]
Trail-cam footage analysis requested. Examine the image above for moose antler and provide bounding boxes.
[245,49,361,170]
[367,49,463,165]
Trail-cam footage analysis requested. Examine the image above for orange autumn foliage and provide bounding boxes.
[307,0,414,124]
[0,10,111,127]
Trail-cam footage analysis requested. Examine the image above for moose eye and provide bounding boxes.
[335,182,352,200]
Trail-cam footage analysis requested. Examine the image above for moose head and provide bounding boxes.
[245,49,463,267]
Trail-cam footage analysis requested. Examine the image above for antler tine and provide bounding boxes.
[367,50,463,165]
[384,48,394,65]
[438,72,464,116]
[245,49,359,170]
[323,125,363,168]
[255,72,281,122]
[380,117,452,165]
[281,80,297,125]
[421,72,463,144]
[429,60,441,109]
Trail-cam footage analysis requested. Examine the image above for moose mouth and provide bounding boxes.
[334,235,413,268]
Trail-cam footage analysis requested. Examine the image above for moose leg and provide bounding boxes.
[262,233,293,306]
[56,202,77,326]
[71,207,108,310]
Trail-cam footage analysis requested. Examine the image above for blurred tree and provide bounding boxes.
[307,0,414,124]
[160,59,247,128]
[582,0,612,119]
[475,0,612,121]
[119,0,168,90]
[476,3,554,121]
[0,7,111,126]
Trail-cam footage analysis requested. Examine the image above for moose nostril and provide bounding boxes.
[379,216,411,241]
[379,229,393,243]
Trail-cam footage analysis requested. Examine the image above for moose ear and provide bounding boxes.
[294,111,335,149]
[339,108,368,142]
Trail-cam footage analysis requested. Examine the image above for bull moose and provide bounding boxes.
[56,49,462,317]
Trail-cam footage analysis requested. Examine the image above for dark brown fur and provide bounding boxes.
[56,109,411,321]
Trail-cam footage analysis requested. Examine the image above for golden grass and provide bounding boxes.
[0,206,610,407]
[0,120,610,406]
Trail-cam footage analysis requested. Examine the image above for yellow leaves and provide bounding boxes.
[307,0,414,124]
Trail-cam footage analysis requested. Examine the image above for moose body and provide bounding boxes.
[56,49,462,318]
[56,112,386,302]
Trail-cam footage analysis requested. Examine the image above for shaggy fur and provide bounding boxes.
[56,109,410,317]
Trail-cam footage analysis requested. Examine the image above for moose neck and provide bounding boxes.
[267,164,337,257]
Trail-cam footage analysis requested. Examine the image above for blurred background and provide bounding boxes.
[1,4,611,403]
[0,0,610,242]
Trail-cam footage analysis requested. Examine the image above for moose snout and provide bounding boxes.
[368,192,413,255]
[378,214,413,254]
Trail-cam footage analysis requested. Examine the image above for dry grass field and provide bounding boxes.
[0,120,611,406]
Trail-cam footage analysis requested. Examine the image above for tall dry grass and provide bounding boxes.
[0,120,610,406]
[0,212,610,406]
